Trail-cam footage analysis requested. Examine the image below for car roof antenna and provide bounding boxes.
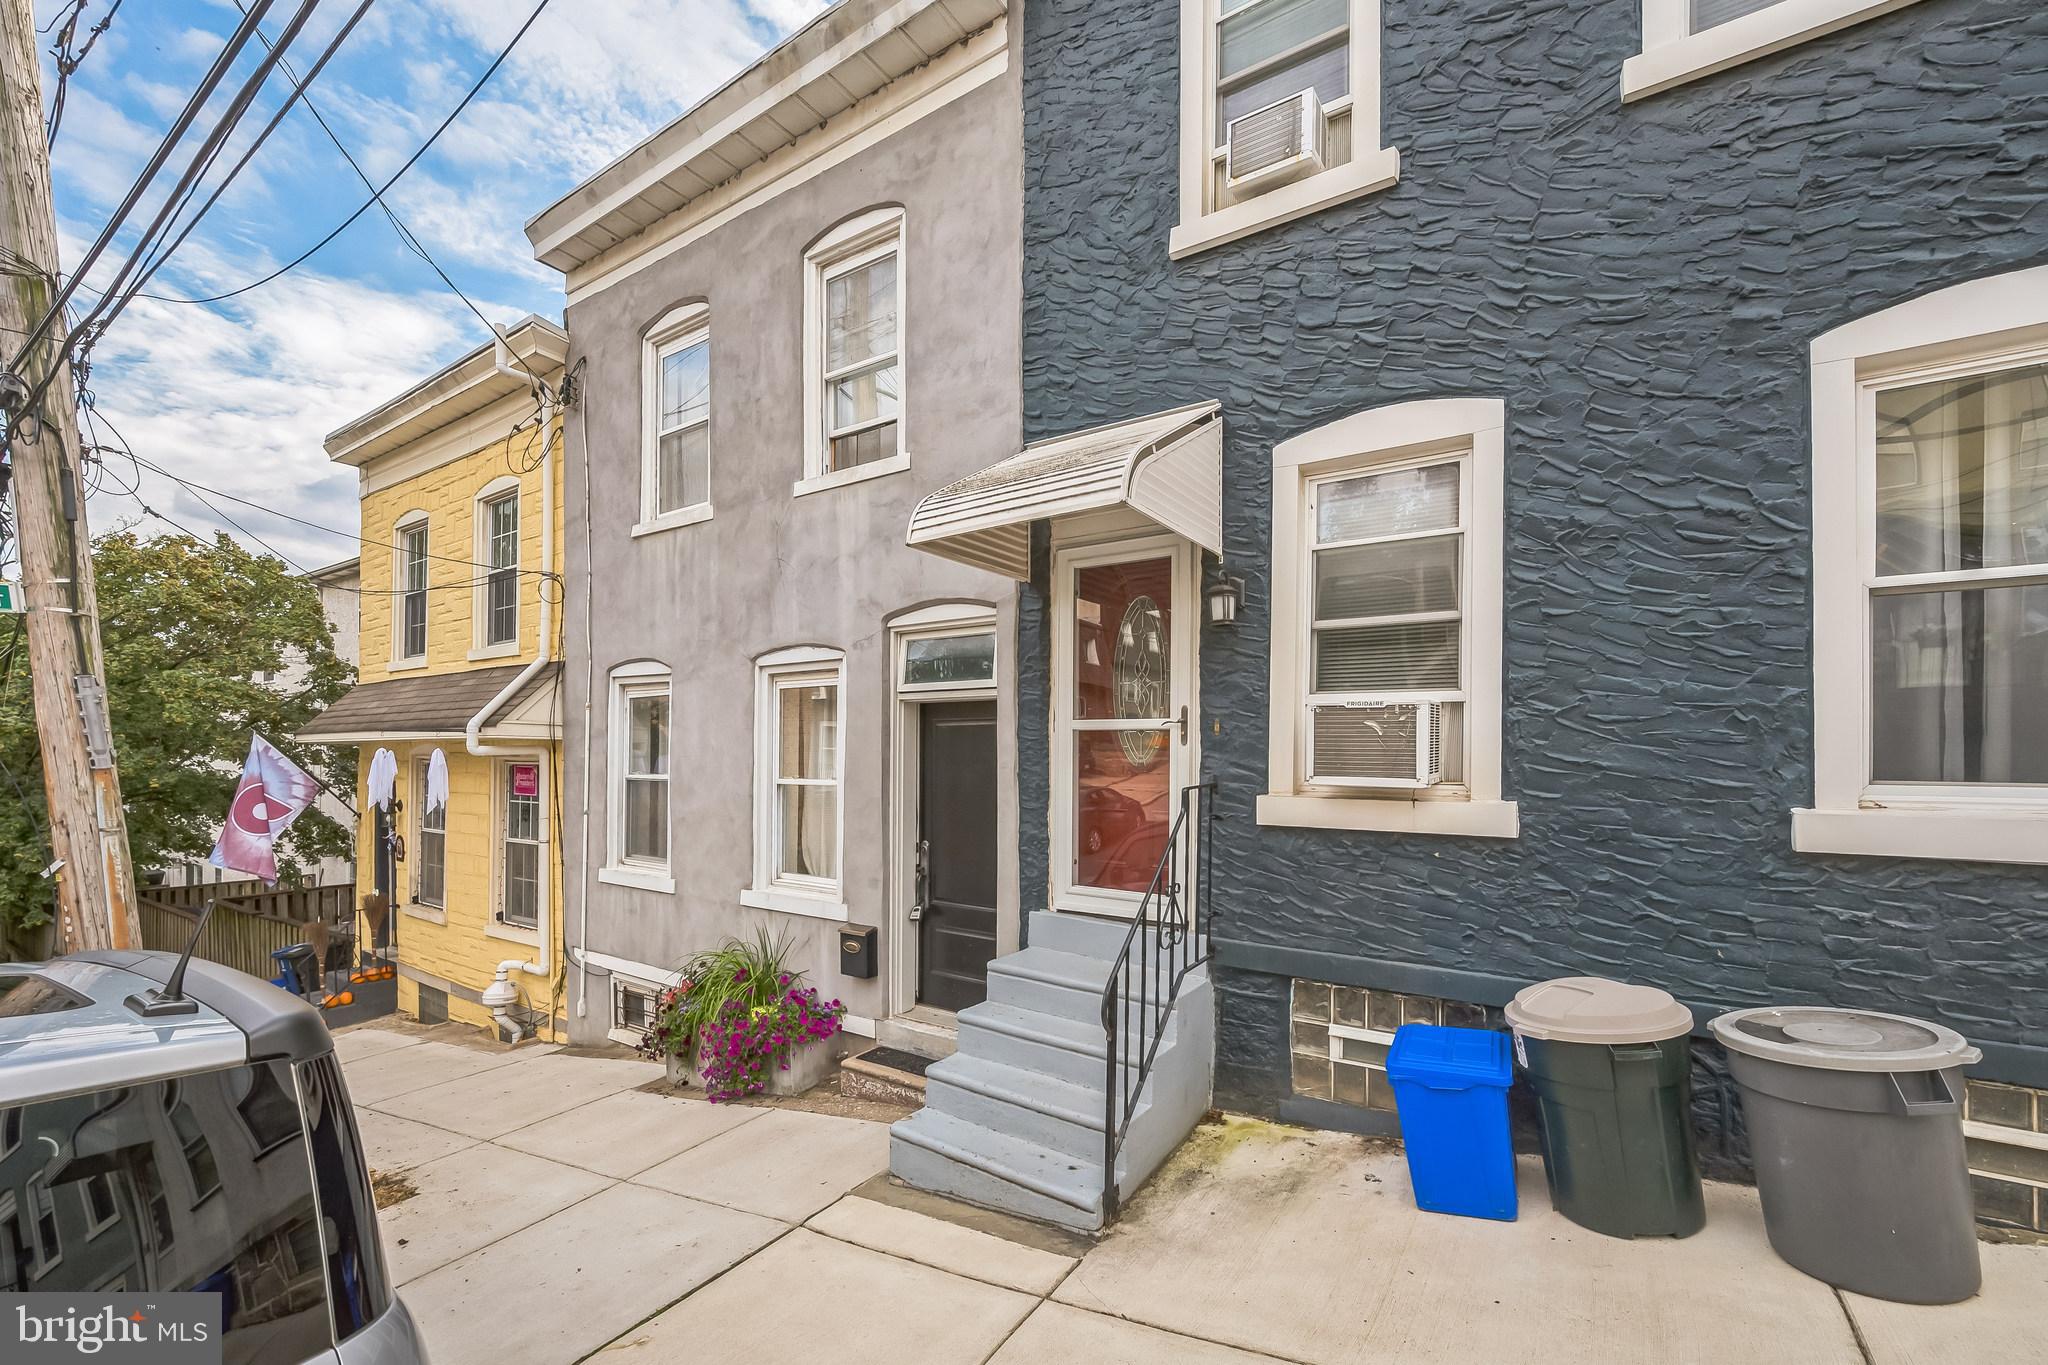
[125,899,220,1019]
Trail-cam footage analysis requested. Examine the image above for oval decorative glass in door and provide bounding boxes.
[1074,557,1174,892]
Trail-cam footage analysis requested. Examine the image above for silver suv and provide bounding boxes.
[0,952,428,1364]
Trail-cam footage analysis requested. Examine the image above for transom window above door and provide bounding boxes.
[801,209,908,494]
[638,305,712,535]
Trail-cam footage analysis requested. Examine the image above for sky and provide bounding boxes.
[33,0,831,569]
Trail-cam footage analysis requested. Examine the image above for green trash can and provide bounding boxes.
[1506,976,1706,1239]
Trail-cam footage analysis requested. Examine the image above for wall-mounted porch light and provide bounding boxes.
[1205,573,1244,627]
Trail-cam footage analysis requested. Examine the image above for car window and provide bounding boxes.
[296,1055,391,1342]
[0,1063,334,1365]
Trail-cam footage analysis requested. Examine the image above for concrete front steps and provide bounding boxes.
[889,910,1213,1232]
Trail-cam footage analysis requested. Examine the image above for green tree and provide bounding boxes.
[0,530,354,953]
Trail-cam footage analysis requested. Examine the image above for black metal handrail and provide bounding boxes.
[1100,781,1215,1223]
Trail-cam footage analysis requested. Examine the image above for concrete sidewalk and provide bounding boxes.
[339,1022,2046,1365]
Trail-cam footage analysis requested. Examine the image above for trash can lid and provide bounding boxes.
[1386,1024,1512,1089]
[1709,1007,1982,1072]
[1504,976,1693,1045]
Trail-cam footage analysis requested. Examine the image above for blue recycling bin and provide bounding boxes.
[1386,1024,1517,1221]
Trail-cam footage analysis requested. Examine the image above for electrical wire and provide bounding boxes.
[133,0,554,310]
[97,0,381,337]
[4,0,278,383]
[44,0,124,148]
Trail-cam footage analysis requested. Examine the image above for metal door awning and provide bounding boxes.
[906,403,1222,578]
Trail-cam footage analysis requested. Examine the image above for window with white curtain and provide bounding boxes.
[745,649,848,915]
[1866,359,2048,787]
[601,663,674,893]
[1795,264,2048,865]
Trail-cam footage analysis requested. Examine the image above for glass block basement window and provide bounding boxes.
[1963,1079,2048,1234]
[1289,979,1488,1114]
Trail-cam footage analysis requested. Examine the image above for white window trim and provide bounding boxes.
[471,475,522,659]
[390,509,430,667]
[1794,264,2048,866]
[749,646,848,915]
[607,969,665,1047]
[1259,397,1516,838]
[1171,0,1401,260]
[639,303,714,535]
[412,755,447,909]
[801,208,908,490]
[1621,0,1932,102]
[487,752,547,947]
[79,1174,118,1239]
[606,660,674,891]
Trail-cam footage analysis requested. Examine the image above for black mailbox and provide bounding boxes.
[839,925,878,979]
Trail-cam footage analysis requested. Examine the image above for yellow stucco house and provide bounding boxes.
[300,317,567,1042]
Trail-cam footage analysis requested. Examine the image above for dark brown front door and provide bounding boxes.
[917,700,999,1012]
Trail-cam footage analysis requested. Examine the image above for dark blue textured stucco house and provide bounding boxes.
[963,0,2048,1229]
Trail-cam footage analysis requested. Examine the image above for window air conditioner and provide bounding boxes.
[1226,88,1326,196]
[1307,701,1443,790]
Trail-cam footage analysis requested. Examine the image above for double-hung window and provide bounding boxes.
[641,307,711,530]
[1261,399,1513,837]
[481,490,518,648]
[414,759,445,908]
[1174,0,1398,259]
[498,761,543,930]
[803,210,906,490]
[744,649,847,917]
[1798,265,2048,865]
[1305,459,1465,785]
[396,519,428,663]
[604,665,671,890]
[1622,0,1937,102]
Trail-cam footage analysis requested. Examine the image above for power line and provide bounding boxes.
[4,0,278,382]
[96,0,382,338]
[44,0,124,148]
[121,449,558,578]
[135,0,554,311]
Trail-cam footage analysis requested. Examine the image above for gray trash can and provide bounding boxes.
[1710,1006,1982,1304]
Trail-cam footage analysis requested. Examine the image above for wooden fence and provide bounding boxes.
[137,882,356,982]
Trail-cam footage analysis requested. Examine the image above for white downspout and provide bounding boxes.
[465,332,555,1005]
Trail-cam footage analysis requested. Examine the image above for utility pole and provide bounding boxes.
[0,0,138,954]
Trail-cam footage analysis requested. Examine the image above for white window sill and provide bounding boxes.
[739,886,848,921]
[486,920,542,948]
[1791,806,2048,866]
[468,643,520,662]
[607,1027,650,1048]
[387,658,428,674]
[400,901,446,925]
[633,504,714,538]
[1620,0,1929,102]
[1169,146,1401,261]
[599,864,675,894]
[1256,793,1520,839]
[793,452,911,498]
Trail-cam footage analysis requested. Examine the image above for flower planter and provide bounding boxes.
[665,1037,839,1096]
